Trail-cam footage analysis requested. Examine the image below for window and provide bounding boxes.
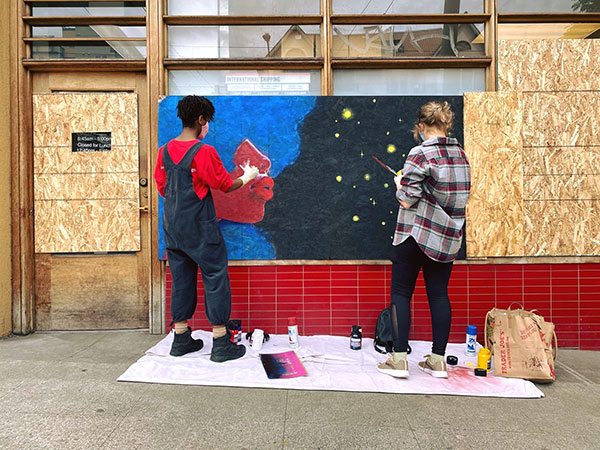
[168,70,321,95]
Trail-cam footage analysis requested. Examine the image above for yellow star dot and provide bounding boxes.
[372,200,376,206]
[357,121,361,125]
[387,144,396,153]
[364,174,371,181]
[335,119,338,123]
[353,215,359,222]
[360,151,364,158]
[398,118,403,122]
[381,221,386,226]
[342,108,353,120]
[372,98,377,103]
[386,131,390,135]
[384,183,389,188]
[335,133,340,138]
[336,175,342,182]
[353,185,356,189]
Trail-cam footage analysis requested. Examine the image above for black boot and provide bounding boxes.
[210,332,246,362]
[169,327,204,356]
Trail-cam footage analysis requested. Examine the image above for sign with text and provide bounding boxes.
[72,132,112,152]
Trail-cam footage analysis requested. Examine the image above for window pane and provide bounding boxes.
[333,24,484,58]
[32,26,146,39]
[332,68,485,95]
[333,0,483,14]
[168,25,321,59]
[31,2,146,16]
[498,23,600,39]
[499,0,600,13]
[167,0,320,15]
[168,70,321,95]
[31,41,146,59]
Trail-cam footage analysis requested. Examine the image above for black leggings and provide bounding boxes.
[390,237,453,356]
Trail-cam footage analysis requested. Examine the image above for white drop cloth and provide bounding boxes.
[117,330,544,398]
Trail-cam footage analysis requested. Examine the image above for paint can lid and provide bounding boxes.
[446,355,458,365]
[474,368,487,377]
[288,316,297,326]
[467,325,477,335]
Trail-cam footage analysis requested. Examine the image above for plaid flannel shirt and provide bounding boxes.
[394,137,471,262]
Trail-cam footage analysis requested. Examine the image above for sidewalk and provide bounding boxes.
[0,331,598,450]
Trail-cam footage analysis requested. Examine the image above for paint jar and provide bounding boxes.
[465,325,477,356]
[228,320,242,343]
[251,328,264,351]
[478,348,492,371]
[288,316,299,349]
[350,325,362,350]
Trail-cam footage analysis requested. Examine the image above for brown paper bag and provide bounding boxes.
[485,306,557,383]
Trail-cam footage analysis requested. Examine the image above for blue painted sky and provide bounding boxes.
[158,96,316,176]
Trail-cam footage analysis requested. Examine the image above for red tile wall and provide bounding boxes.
[165,263,600,350]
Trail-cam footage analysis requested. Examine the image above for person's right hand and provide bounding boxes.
[240,161,259,186]
[394,174,402,190]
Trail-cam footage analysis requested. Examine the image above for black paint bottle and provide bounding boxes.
[350,325,362,350]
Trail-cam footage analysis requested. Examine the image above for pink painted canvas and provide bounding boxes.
[260,351,308,379]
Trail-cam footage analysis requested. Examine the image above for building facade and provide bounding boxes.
[3,0,600,349]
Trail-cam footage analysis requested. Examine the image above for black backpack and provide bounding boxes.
[374,307,412,354]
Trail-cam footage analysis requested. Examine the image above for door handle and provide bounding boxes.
[139,205,148,213]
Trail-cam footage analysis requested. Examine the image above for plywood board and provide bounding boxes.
[523,147,600,176]
[524,175,600,201]
[33,93,138,147]
[35,173,138,201]
[34,145,138,174]
[35,254,147,330]
[524,200,600,256]
[498,39,600,92]
[522,92,600,147]
[33,93,140,253]
[34,199,140,253]
[463,91,524,257]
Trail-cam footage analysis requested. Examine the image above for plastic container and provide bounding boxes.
[251,328,264,351]
[288,316,299,349]
[465,325,477,356]
[350,325,362,350]
[228,320,242,343]
[478,347,492,371]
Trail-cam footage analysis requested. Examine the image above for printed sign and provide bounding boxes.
[72,132,112,152]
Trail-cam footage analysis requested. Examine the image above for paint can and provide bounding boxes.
[251,328,264,351]
[350,325,362,350]
[477,348,492,371]
[228,320,242,343]
[288,316,299,349]
[465,325,477,356]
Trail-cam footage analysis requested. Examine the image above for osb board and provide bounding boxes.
[523,147,600,176]
[524,200,600,256]
[33,93,138,147]
[524,175,600,201]
[463,91,524,257]
[522,92,600,147]
[35,254,148,330]
[35,173,138,201]
[498,39,600,92]
[35,199,140,253]
[34,145,138,174]
[33,93,140,253]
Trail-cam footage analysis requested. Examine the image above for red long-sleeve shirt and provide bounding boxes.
[154,140,233,199]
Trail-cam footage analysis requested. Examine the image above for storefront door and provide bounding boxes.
[32,72,150,330]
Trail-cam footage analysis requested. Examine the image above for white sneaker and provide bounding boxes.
[377,356,409,378]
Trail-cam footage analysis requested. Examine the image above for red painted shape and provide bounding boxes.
[212,138,273,223]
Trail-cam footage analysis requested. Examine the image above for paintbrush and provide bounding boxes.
[371,155,398,176]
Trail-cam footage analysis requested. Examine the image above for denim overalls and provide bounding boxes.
[162,141,231,325]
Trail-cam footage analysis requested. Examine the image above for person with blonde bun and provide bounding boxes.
[377,101,471,380]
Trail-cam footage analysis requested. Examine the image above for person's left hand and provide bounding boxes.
[394,174,402,190]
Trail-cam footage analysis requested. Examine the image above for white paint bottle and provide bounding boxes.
[288,316,299,349]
